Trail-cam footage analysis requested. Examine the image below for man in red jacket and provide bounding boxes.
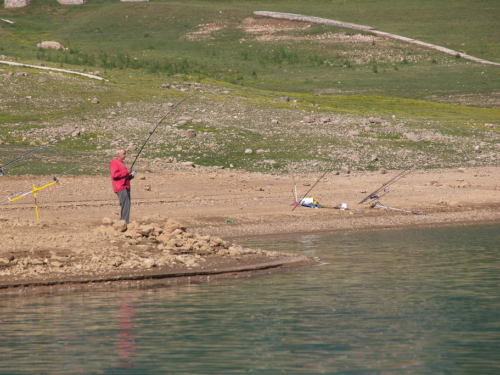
[110,148,134,223]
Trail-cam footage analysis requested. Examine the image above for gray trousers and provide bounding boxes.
[117,189,131,223]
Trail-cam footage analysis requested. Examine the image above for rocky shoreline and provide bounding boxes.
[0,217,316,294]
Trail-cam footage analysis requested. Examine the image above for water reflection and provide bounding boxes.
[115,297,137,369]
[0,224,499,374]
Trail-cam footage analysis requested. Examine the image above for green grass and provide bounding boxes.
[0,0,499,175]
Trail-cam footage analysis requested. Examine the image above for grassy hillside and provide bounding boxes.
[0,0,499,176]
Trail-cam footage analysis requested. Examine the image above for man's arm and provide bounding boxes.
[110,160,130,180]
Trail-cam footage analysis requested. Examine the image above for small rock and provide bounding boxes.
[143,258,156,268]
[138,225,154,236]
[113,220,128,232]
[340,166,350,174]
[403,132,419,142]
[91,98,99,104]
[369,117,383,124]
[102,217,113,225]
[245,149,253,155]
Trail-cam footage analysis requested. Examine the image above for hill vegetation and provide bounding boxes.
[0,0,499,175]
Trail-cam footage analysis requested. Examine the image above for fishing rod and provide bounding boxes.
[358,164,416,205]
[372,200,425,216]
[0,161,92,205]
[129,94,195,171]
[0,137,59,177]
[292,169,330,211]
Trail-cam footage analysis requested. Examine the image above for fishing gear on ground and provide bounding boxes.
[292,168,334,211]
[370,199,425,216]
[358,164,425,216]
[358,164,416,205]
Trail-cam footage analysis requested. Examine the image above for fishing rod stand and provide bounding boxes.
[8,177,59,221]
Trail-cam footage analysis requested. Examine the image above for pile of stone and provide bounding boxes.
[107,218,269,261]
[0,218,296,282]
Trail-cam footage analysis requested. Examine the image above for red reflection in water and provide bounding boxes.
[115,296,137,368]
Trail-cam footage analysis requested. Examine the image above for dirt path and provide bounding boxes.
[0,59,105,80]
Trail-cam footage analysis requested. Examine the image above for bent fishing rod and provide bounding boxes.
[129,94,195,171]
[0,137,59,177]
[292,168,331,211]
[358,163,416,205]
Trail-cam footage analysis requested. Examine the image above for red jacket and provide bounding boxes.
[110,158,131,193]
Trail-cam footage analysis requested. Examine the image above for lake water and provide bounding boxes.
[1,224,499,374]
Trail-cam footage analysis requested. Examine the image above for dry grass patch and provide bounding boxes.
[183,22,226,41]
[240,17,311,35]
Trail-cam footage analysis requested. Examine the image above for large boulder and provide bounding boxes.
[37,41,65,50]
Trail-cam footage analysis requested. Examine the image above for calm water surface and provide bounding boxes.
[1,224,499,374]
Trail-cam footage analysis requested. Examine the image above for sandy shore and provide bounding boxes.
[1,166,499,292]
